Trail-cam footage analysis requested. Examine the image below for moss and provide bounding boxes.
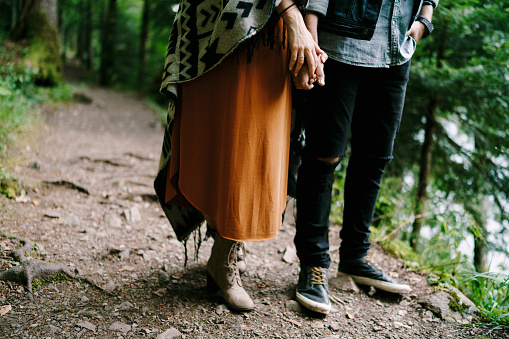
[24,11,63,86]
[32,272,70,289]
[448,290,470,314]
[0,177,20,199]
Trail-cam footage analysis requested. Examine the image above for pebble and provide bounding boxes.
[157,328,183,339]
[104,213,122,228]
[63,213,80,226]
[42,324,61,333]
[76,320,96,332]
[81,296,90,303]
[109,321,132,333]
[104,280,117,291]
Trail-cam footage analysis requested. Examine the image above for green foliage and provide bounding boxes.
[0,39,74,198]
[24,11,63,85]
[459,271,509,327]
[32,272,70,289]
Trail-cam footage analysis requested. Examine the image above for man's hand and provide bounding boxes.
[293,55,326,90]
[406,4,433,43]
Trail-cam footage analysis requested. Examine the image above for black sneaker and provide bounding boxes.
[338,256,411,294]
[296,266,331,314]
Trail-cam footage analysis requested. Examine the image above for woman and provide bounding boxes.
[154,0,325,311]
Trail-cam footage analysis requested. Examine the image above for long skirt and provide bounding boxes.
[165,21,291,241]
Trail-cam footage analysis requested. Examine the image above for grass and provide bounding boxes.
[1,38,75,198]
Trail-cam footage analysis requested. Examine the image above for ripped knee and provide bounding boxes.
[316,156,342,164]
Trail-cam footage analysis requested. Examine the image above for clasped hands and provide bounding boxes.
[278,1,327,90]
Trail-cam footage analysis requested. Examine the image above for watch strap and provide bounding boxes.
[416,16,434,38]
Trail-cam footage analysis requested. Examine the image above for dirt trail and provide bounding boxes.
[0,76,502,338]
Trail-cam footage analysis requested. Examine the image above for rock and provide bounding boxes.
[215,304,229,315]
[158,270,170,285]
[81,296,90,303]
[122,207,142,223]
[282,246,298,263]
[109,322,131,333]
[104,280,117,291]
[285,300,302,313]
[330,274,360,293]
[119,249,131,260]
[157,328,183,338]
[63,213,80,226]
[329,322,341,332]
[104,213,122,228]
[76,320,96,332]
[368,286,376,296]
[418,288,478,323]
[42,324,61,333]
[117,301,134,310]
[44,211,61,219]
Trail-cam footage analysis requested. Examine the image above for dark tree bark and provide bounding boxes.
[138,0,150,88]
[11,0,63,85]
[99,0,117,85]
[410,99,436,251]
[409,31,446,251]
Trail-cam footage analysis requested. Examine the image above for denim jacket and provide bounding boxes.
[307,0,439,40]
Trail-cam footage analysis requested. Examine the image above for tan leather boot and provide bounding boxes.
[206,227,247,274]
[207,233,254,311]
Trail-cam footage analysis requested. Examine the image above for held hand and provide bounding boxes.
[293,54,326,90]
[281,6,326,79]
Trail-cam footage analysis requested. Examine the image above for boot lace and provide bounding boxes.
[227,241,246,286]
[310,267,327,285]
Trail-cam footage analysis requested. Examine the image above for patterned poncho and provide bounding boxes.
[154,0,279,244]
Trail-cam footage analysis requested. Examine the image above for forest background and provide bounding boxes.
[0,0,508,328]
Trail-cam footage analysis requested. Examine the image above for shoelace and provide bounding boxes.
[310,267,327,286]
[365,256,382,271]
[227,241,246,286]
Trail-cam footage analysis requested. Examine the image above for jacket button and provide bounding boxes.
[362,29,370,36]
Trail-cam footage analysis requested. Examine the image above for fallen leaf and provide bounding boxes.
[0,305,12,316]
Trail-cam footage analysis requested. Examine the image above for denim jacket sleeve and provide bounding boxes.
[306,0,329,17]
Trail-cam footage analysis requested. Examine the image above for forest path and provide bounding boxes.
[0,70,490,338]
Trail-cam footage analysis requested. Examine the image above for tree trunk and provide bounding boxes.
[473,210,489,272]
[11,0,63,85]
[138,0,150,88]
[84,0,93,69]
[99,0,117,85]
[409,31,446,251]
[410,99,436,250]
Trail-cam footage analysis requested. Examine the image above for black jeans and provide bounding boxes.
[294,59,411,268]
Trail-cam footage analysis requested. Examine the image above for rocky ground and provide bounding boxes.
[0,72,507,338]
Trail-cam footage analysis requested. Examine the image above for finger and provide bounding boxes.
[293,49,306,76]
[305,50,316,79]
[316,62,325,86]
[288,51,297,72]
[321,52,328,64]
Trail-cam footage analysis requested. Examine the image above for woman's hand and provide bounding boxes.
[277,1,325,79]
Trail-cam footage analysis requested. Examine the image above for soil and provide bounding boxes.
[0,67,507,338]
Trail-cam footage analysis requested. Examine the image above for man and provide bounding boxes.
[293,0,438,314]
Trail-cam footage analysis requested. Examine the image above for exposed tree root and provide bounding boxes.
[42,180,90,194]
[0,231,107,300]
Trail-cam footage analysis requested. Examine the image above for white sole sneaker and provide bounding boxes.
[296,292,331,314]
[349,274,411,294]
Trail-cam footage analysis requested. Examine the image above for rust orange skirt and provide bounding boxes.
[165,21,291,241]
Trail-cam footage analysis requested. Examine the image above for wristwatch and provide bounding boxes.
[416,17,434,38]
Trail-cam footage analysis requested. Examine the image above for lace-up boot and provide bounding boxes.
[296,266,331,314]
[207,228,247,274]
[207,233,254,311]
[338,256,411,294]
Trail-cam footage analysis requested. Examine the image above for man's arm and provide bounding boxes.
[407,4,434,43]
